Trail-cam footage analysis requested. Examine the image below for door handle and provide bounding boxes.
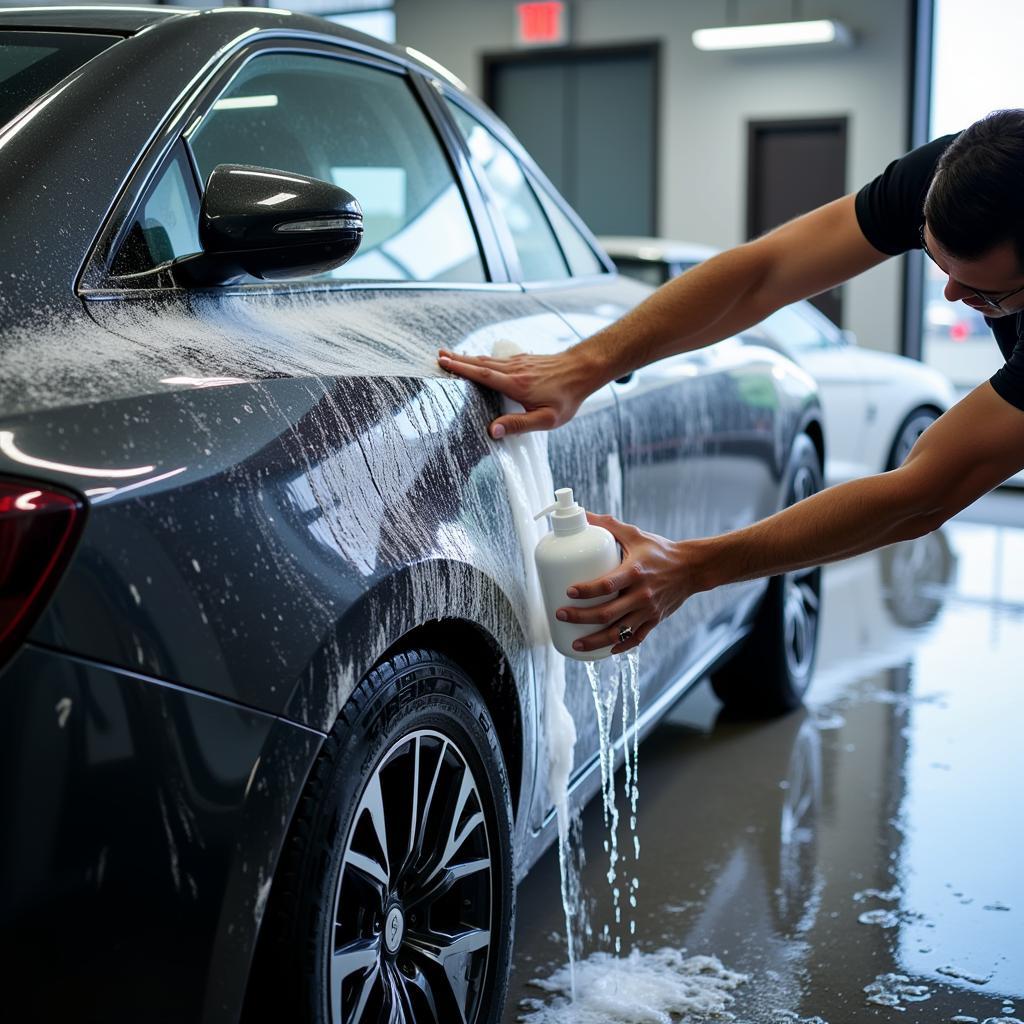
[614,372,634,385]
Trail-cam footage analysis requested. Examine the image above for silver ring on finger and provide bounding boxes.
[618,624,634,644]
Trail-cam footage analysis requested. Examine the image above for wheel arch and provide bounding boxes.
[283,558,535,828]
[376,617,526,827]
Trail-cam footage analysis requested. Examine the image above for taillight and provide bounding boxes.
[0,478,84,668]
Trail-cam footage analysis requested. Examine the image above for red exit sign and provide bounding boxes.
[516,2,568,46]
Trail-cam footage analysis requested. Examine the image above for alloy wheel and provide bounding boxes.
[330,729,493,1024]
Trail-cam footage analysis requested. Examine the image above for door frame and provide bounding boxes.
[481,42,662,235]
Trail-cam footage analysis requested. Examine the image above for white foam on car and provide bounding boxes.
[518,949,747,1024]
[488,338,580,991]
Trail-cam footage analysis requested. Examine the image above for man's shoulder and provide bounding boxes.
[855,133,961,256]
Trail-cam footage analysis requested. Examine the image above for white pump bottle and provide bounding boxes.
[534,487,622,661]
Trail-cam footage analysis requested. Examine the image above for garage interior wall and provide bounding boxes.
[393,0,913,356]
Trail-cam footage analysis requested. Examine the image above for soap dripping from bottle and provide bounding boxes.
[585,649,642,954]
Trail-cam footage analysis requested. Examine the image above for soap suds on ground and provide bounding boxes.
[518,949,748,1024]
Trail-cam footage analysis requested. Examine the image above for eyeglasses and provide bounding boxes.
[919,224,1024,314]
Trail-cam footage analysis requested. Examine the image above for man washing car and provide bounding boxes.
[438,111,1024,657]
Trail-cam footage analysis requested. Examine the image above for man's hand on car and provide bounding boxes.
[554,512,695,655]
[437,347,599,439]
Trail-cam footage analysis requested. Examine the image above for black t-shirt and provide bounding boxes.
[854,132,1024,412]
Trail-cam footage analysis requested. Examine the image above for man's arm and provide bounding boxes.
[560,383,1024,654]
[438,193,888,437]
[577,192,888,381]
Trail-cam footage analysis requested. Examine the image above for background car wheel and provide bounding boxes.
[711,434,823,717]
[247,648,514,1024]
[886,405,940,471]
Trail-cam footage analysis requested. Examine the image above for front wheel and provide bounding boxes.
[711,434,823,717]
[248,649,515,1024]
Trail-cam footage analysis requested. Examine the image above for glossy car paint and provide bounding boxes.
[601,236,955,485]
[0,9,821,1022]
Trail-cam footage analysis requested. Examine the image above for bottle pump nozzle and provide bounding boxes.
[534,487,587,534]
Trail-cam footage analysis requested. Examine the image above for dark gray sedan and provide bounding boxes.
[0,7,823,1023]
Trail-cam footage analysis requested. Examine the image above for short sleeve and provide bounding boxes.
[990,333,1024,412]
[855,133,959,255]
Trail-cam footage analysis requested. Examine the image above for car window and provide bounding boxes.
[0,30,119,130]
[109,143,202,276]
[531,179,604,277]
[761,304,837,351]
[183,52,485,283]
[446,101,569,282]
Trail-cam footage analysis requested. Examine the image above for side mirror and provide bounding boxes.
[176,164,363,286]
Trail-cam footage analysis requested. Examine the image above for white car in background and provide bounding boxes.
[602,237,957,486]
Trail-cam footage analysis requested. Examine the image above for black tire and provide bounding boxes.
[248,648,514,1024]
[711,434,823,717]
[886,405,940,471]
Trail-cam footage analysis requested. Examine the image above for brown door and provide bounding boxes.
[747,117,847,325]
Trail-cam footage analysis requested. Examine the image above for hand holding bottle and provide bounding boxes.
[556,513,695,655]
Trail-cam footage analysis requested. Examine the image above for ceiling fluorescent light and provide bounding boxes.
[692,20,852,52]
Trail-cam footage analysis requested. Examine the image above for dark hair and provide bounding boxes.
[923,109,1024,269]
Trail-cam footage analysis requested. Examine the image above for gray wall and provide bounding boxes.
[394,0,913,355]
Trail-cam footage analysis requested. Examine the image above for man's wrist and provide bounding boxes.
[674,536,724,594]
[571,332,629,390]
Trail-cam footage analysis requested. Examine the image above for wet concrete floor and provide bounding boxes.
[504,492,1024,1023]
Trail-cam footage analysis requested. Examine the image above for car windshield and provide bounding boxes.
[0,31,120,130]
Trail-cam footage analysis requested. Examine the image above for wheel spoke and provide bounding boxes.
[406,927,490,1024]
[360,773,391,883]
[396,959,441,1024]
[798,581,820,613]
[412,739,448,866]
[332,950,381,1024]
[424,766,484,884]
[408,857,490,912]
[406,736,421,864]
[332,937,380,991]
[381,964,406,1024]
[344,850,389,893]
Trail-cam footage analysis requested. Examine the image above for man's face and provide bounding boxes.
[923,224,1024,318]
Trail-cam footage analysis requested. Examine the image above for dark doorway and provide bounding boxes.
[484,44,658,237]
[747,117,848,324]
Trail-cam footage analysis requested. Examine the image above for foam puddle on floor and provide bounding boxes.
[518,950,748,1024]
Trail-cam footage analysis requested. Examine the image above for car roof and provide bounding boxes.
[0,6,469,89]
[599,236,720,264]
[0,5,185,33]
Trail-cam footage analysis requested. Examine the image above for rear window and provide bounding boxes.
[0,31,119,129]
